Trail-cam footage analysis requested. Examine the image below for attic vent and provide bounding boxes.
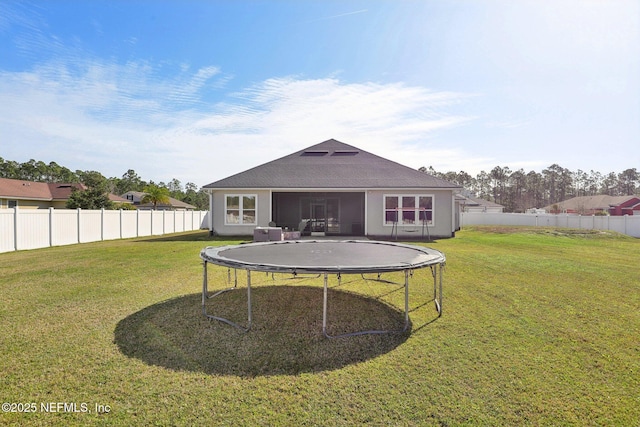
[302,150,329,156]
[332,150,359,156]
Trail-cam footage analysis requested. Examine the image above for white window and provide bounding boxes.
[225,195,257,225]
[384,195,433,226]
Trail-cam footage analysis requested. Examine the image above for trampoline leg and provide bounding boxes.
[324,270,410,339]
[246,270,252,329]
[202,263,252,332]
[432,263,443,316]
[322,273,329,336]
[438,263,443,316]
[404,269,410,328]
[202,261,208,314]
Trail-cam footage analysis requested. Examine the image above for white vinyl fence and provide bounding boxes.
[0,208,209,253]
[460,212,640,238]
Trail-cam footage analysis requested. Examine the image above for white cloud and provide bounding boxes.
[0,57,476,186]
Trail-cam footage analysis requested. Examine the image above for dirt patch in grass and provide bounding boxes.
[468,225,628,239]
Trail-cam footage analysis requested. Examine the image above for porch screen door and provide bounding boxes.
[310,202,326,233]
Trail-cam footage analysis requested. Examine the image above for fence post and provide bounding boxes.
[77,208,82,243]
[101,208,105,241]
[49,207,54,248]
[13,207,18,251]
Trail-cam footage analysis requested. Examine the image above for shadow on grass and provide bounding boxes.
[114,286,410,377]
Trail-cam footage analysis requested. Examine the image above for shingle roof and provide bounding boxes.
[203,139,461,190]
[0,178,52,200]
[0,178,84,201]
[122,191,196,209]
[544,195,639,211]
[0,177,129,204]
[462,196,504,208]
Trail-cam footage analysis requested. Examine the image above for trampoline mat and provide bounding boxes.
[200,240,445,274]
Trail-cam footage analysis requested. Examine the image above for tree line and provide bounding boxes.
[3,157,637,214]
[421,164,639,213]
[0,158,209,210]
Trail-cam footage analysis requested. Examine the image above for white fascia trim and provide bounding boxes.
[204,187,455,192]
[3,196,53,201]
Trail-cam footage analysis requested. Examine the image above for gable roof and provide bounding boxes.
[121,191,196,210]
[0,177,131,204]
[0,178,52,200]
[0,178,85,201]
[543,195,640,212]
[460,196,504,209]
[203,139,461,190]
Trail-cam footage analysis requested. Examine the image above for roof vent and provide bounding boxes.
[302,150,329,156]
[332,150,359,156]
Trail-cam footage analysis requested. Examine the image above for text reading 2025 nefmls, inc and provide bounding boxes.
[2,402,111,414]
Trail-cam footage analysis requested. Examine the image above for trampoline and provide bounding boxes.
[200,240,445,338]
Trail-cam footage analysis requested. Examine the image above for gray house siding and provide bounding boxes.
[210,190,271,236]
[209,189,456,238]
[366,189,455,238]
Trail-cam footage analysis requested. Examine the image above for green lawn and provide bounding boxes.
[0,227,638,426]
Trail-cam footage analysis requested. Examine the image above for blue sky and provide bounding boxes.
[1,0,638,187]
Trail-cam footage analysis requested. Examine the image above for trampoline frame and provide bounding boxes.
[200,240,445,338]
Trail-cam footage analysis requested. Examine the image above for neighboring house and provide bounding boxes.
[544,195,640,216]
[201,139,462,239]
[121,191,196,211]
[458,195,505,213]
[0,177,130,209]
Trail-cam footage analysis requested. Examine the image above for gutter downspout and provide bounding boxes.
[208,190,214,236]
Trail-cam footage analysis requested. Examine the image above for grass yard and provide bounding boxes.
[0,226,638,426]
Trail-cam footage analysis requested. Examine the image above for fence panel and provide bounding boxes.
[16,209,50,250]
[174,211,185,233]
[52,209,79,246]
[200,211,210,229]
[0,210,15,252]
[137,211,152,237]
[164,211,176,234]
[80,210,103,243]
[461,212,640,238]
[186,211,195,230]
[102,210,122,240]
[121,211,138,238]
[0,208,208,253]
[151,211,164,235]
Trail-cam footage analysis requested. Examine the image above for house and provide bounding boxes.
[121,191,196,211]
[458,195,505,213]
[0,177,130,209]
[544,195,640,216]
[201,139,462,239]
[608,196,640,216]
